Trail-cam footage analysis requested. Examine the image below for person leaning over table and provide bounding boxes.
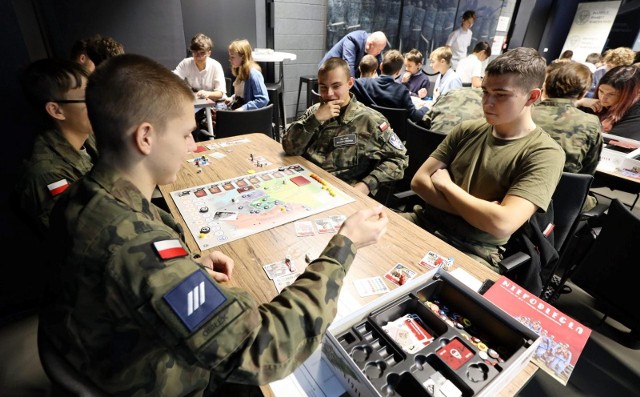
[404,47,565,272]
[318,30,388,78]
[39,53,389,397]
[14,58,96,236]
[577,64,640,141]
[282,57,408,197]
[224,39,269,111]
[173,32,227,101]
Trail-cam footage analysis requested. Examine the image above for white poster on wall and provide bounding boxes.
[561,1,621,63]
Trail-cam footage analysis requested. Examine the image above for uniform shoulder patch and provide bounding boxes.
[153,239,189,260]
[47,179,69,197]
[389,133,405,150]
[379,121,389,132]
[163,270,227,332]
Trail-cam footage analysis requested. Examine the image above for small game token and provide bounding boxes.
[199,207,209,213]
[477,342,488,352]
[487,349,499,359]
[247,170,255,174]
[200,226,211,234]
[478,350,489,360]
[304,254,311,263]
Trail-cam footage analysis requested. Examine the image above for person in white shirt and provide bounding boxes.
[174,33,226,101]
[446,10,477,69]
[429,47,462,102]
[456,41,491,88]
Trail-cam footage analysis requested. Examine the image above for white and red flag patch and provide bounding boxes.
[379,121,389,132]
[47,179,69,197]
[153,239,188,260]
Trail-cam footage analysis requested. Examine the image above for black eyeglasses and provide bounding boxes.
[50,99,86,104]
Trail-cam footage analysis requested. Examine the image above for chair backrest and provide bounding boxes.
[225,77,233,96]
[396,119,446,192]
[369,104,409,143]
[310,89,321,106]
[215,104,274,139]
[38,324,109,397]
[570,198,640,334]
[550,172,594,253]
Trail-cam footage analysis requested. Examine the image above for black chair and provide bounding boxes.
[215,104,274,140]
[38,324,108,397]
[499,172,594,297]
[394,119,446,195]
[225,77,233,96]
[567,199,640,343]
[266,82,285,141]
[369,104,409,143]
[295,75,318,117]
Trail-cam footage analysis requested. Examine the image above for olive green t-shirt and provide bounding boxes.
[426,119,565,246]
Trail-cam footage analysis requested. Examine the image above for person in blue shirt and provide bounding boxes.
[319,30,387,78]
[225,39,269,111]
[429,46,462,102]
[401,49,430,99]
[351,50,427,123]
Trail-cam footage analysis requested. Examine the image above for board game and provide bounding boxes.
[169,164,354,250]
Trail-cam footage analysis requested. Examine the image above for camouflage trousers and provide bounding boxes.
[401,205,503,272]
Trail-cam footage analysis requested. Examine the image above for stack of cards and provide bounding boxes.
[263,259,300,292]
[419,251,454,271]
[294,214,347,237]
[384,263,417,286]
[381,313,434,354]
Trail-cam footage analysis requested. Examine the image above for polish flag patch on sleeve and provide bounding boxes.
[379,121,389,132]
[153,239,189,260]
[47,179,69,197]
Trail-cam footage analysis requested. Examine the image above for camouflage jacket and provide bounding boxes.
[421,88,484,134]
[282,94,408,195]
[40,162,357,396]
[14,129,97,235]
[532,98,603,175]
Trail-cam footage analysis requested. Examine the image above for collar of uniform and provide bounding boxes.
[340,92,362,123]
[90,162,160,220]
[40,129,91,166]
[538,98,577,107]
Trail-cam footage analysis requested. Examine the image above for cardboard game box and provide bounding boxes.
[483,276,591,386]
[322,269,540,397]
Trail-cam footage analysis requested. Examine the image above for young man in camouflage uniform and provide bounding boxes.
[533,62,603,211]
[39,54,388,396]
[283,57,408,196]
[408,48,565,271]
[15,58,97,236]
[420,87,484,134]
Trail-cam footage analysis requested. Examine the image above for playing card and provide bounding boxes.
[263,259,296,280]
[353,276,390,297]
[314,218,335,234]
[384,263,417,286]
[381,314,434,354]
[419,251,454,270]
[329,215,347,231]
[294,220,315,237]
[210,152,226,159]
[437,338,474,370]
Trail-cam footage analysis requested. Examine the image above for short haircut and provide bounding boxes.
[190,33,213,52]
[86,54,193,155]
[70,39,88,60]
[544,62,592,99]
[359,54,379,76]
[404,49,423,64]
[472,41,491,57]
[19,58,89,124]
[381,50,404,75]
[597,65,640,131]
[86,35,124,67]
[559,50,573,59]
[462,10,476,21]
[602,47,635,67]
[484,47,547,92]
[585,53,602,64]
[430,47,452,66]
[319,57,351,80]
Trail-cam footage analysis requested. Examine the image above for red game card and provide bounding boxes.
[437,339,474,370]
[290,175,311,186]
[194,145,207,153]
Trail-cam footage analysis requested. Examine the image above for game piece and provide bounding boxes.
[197,169,202,173]
[250,154,253,161]
[304,253,311,263]
[284,256,296,272]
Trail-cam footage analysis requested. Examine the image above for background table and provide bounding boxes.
[158,133,537,397]
[252,50,297,124]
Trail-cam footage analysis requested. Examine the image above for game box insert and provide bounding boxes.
[322,269,540,397]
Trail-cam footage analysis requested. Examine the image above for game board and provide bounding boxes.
[170,164,354,250]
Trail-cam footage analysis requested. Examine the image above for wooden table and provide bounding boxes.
[158,133,536,397]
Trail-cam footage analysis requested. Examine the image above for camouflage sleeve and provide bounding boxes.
[282,105,322,155]
[17,167,71,235]
[110,231,356,387]
[360,114,408,193]
[581,127,604,175]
